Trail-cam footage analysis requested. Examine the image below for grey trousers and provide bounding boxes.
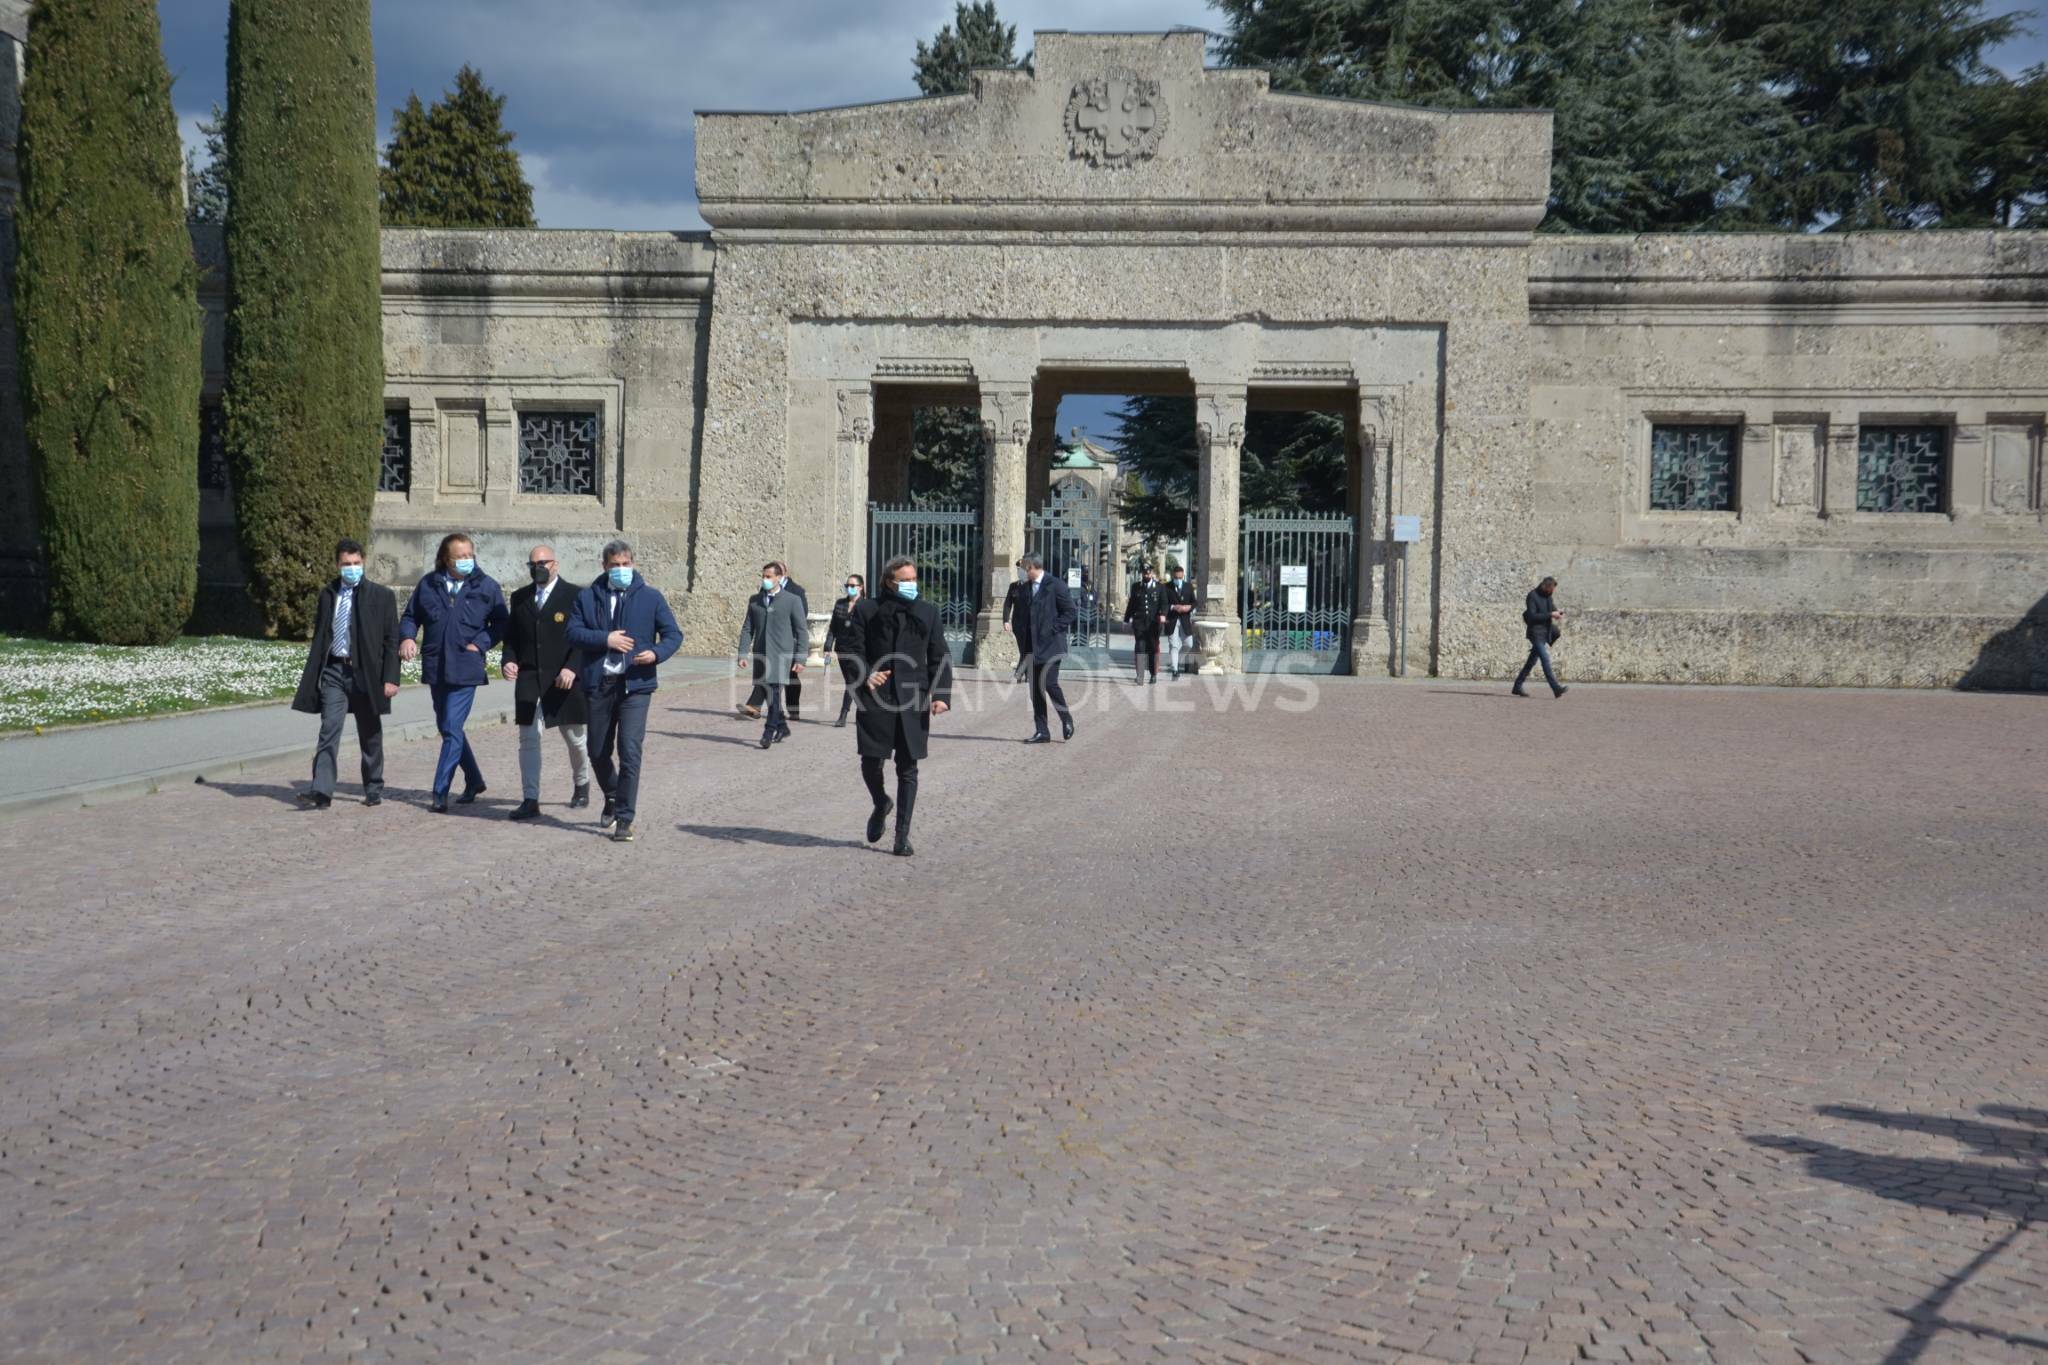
[311,660,384,798]
[518,720,592,801]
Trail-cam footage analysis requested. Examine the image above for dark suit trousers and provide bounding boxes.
[1029,658,1071,732]
[587,678,651,825]
[310,660,384,798]
[1131,628,1160,678]
[746,670,802,714]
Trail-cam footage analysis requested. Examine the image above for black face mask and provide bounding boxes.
[529,563,551,585]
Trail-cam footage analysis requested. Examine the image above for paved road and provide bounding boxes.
[2,672,2043,1363]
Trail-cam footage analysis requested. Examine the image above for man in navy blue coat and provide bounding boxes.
[400,532,509,812]
[567,539,684,843]
[1016,553,1077,743]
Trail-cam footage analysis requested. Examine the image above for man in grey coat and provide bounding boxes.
[736,559,808,749]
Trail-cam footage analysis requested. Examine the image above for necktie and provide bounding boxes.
[333,586,352,658]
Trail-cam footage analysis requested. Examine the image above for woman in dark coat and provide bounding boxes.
[841,556,953,856]
[825,572,867,727]
[1513,575,1568,698]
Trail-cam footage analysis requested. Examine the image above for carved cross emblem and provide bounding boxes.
[1065,68,1167,166]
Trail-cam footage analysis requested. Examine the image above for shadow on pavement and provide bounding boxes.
[658,730,763,748]
[1748,1104,2046,1364]
[676,823,866,850]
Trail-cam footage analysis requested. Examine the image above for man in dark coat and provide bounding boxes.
[292,538,401,808]
[736,561,808,749]
[1124,563,1168,685]
[1017,553,1077,743]
[1513,575,1569,698]
[841,554,953,857]
[400,532,510,812]
[1163,564,1198,677]
[566,539,684,843]
[501,543,592,820]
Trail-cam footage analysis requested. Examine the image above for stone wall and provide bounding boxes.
[1528,233,2048,689]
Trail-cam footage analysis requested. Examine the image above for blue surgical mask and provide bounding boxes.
[338,565,364,587]
[608,565,633,590]
[761,577,777,593]
[896,581,919,601]
[452,557,474,577]
[845,585,859,597]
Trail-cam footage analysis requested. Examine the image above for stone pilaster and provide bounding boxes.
[972,383,1032,669]
[831,384,873,589]
[1350,393,1395,676]
[1192,385,1247,674]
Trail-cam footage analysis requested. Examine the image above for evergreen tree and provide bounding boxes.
[184,103,228,225]
[909,405,986,508]
[1974,66,2048,227]
[16,0,202,644]
[1111,396,1199,540]
[914,1,1019,96]
[1690,0,2021,228]
[1215,0,1792,231]
[380,66,537,229]
[225,0,384,638]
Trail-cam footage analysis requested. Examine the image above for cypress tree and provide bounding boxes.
[224,0,383,637]
[379,66,537,229]
[15,0,201,644]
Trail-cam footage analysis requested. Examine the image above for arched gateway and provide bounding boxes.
[691,30,1555,675]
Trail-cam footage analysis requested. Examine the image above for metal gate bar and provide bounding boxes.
[868,502,981,665]
[1240,511,1354,674]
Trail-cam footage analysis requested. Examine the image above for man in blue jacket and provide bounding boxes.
[400,532,509,813]
[567,538,684,843]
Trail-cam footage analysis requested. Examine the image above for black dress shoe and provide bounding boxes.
[1552,685,1569,698]
[771,726,789,744]
[362,791,382,807]
[1025,732,1052,745]
[429,792,450,813]
[833,717,847,728]
[296,790,332,809]
[610,821,635,843]
[892,835,914,857]
[758,733,775,750]
[456,783,485,805]
[866,796,893,844]
[600,799,617,831]
[1061,718,1075,741]
[1511,687,1529,697]
[568,783,590,809]
[508,798,541,820]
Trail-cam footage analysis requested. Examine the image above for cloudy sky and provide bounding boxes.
[154,0,2045,442]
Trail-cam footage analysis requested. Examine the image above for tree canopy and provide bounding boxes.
[380,65,537,229]
[914,1,1020,96]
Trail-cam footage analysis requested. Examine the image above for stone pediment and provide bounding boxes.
[695,31,1552,235]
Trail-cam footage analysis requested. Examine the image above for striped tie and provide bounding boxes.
[334,585,352,658]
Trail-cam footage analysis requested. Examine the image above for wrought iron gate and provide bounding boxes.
[1240,511,1354,674]
[868,503,981,665]
[1026,481,1115,651]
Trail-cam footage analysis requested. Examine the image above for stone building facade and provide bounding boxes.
[1,29,2043,685]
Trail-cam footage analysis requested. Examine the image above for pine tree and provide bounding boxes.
[1692,0,2022,228]
[380,66,537,229]
[184,103,228,225]
[909,405,986,508]
[225,0,384,638]
[914,1,1018,96]
[16,0,202,644]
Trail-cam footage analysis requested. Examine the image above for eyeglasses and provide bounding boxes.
[529,558,555,567]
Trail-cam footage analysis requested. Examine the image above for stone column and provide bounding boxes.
[825,384,872,666]
[1192,385,1247,674]
[1350,394,1394,676]
[1025,384,1060,513]
[1822,421,1859,518]
[973,383,1032,670]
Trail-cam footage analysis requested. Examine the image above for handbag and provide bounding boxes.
[1548,623,1561,645]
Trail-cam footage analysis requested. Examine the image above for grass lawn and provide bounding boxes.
[0,635,425,733]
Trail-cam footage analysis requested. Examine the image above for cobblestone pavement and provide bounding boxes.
[2,672,2044,1364]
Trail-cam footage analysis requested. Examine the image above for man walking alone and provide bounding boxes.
[842,555,953,856]
[1513,576,1569,699]
[1016,554,1076,743]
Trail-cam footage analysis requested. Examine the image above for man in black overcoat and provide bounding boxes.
[291,538,402,808]
[1017,553,1077,743]
[502,543,593,819]
[841,554,954,857]
[1124,562,1168,685]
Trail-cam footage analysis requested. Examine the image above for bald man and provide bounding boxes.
[501,542,593,818]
